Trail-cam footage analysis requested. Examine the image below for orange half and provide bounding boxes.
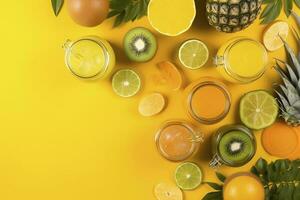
[262,122,299,158]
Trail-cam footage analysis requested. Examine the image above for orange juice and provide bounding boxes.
[155,121,203,161]
[214,38,268,84]
[183,77,231,124]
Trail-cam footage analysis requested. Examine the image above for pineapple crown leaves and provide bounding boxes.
[274,12,300,125]
[108,0,149,27]
[202,158,300,200]
[260,0,300,24]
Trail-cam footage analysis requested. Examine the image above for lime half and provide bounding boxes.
[112,69,141,97]
[174,162,202,190]
[240,90,278,130]
[179,40,209,69]
[154,183,183,200]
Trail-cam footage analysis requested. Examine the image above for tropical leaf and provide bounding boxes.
[109,0,149,27]
[51,0,64,16]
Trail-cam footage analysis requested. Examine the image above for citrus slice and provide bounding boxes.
[262,122,299,158]
[179,40,209,69]
[138,93,165,117]
[148,0,196,36]
[157,61,183,91]
[239,90,278,130]
[263,21,289,51]
[174,162,202,190]
[154,183,183,200]
[112,69,141,97]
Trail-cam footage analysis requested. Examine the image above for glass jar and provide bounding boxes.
[183,77,231,124]
[210,124,256,168]
[214,37,268,84]
[63,36,116,80]
[155,120,204,162]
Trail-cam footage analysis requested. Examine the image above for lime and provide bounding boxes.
[112,69,141,97]
[154,183,183,200]
[240,90,278,130]
[178,40,209,69]
[174,162,202,190]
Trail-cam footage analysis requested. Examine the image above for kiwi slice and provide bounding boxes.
[218,131,254,164]
[123,27,157,62]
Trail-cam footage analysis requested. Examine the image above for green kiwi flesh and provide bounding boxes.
[218,131,254,164]
[124,27,157,62]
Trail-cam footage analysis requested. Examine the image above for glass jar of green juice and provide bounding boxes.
[210,124,256,168]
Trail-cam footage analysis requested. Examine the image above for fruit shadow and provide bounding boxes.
[110,42,132,69]
[192,0,216,34]
[192,131,214,162]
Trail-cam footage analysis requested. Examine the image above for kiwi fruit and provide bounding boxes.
[218,131,255,165]
[123,27,157,62]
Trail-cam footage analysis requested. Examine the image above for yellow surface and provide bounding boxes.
[0,1,299,200]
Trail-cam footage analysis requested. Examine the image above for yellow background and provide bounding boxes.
[0,1,299,200]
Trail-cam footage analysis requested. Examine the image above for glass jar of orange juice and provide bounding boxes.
[63,36,116,80]
[183,77,231,124]
[214,37,268,84]
[155,120,204,162]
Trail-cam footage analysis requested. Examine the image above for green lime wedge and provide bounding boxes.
[240,90,278,130]
[178,40,209,69]
[112,69,141,97]
[174,162,202,190]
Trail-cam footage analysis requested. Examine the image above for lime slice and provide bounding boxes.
[178,40,209,69]
[174,162,202,190]
[240,90,278,130]
[154,183,183,200]
[112,69,141,97]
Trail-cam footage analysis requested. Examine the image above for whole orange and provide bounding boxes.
[66,0,109,27]
[223,172,265,200]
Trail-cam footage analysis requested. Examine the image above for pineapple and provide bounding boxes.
[274,13,300,126]
[206,0,262,33]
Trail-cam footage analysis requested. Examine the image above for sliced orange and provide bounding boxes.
[154,183,183,200]
[261,122,299,158]
[138,93,165,117]
[157,61,183,91]
[263,21,289,51]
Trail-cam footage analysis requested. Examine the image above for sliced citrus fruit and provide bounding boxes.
[174,162,202,190]
[262,122,299,158]
[112,69,141,97]
[154,183,183,200]
[157,61,183,91]
[263,21,289,51]
[148,0,196,36]
[239,90,278,130]
[179,40,209,69]
[138,93,165,117]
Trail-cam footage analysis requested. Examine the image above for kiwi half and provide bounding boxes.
[218,131,254,164]
[123,27,157,62]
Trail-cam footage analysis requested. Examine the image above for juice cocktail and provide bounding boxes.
[183,77,231,124]
[63,36,115,79]
[155,121,203,162]
[215,38,268,84]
